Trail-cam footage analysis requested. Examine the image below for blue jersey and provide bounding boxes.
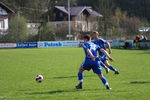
[82,41,100,59]
[93,38,108,56]
[81,41,103,75]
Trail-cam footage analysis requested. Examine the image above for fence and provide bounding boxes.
[0,40,149,49]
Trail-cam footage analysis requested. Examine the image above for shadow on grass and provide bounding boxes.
[26,90,75,95]
[26,88,100,95]
[51,75,95,79]
[140,51,150,54]
[130,81,150,84]
[52,76,76,79]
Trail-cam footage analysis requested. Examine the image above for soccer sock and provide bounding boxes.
[100,76,109,88]
[108,65,117,72]
[78,72,83,85]
[100,62,107,69]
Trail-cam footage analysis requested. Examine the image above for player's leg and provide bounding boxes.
[100,61,110,74]
[93,64,111,90]
[104,60,120,74]
[98,74,112,90]
[76,67,85,89]
[76,60,92,89]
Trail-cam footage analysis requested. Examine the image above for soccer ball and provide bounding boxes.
[35,75,43,83]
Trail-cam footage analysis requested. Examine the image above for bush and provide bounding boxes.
[38,22,55,41]
[6,15,28,42]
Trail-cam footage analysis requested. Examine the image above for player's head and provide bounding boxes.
[83,35,91,42]
[92,31,99,39]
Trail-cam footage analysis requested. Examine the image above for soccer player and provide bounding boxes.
[75,35,114,90]
[92,31,120,74]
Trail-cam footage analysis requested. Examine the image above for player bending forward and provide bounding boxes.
[92,31,120,74]
[76,35,114,90]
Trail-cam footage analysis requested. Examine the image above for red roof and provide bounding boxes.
[55,6,102,17]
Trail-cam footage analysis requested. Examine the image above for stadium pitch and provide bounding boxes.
[0,48,150,100]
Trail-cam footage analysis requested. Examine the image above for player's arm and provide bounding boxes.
[100,48,114,62]
[82,43,96,61]
[86,49,96,61]
[106,42,112,54]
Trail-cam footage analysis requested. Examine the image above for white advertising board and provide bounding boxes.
[0,43,16,48]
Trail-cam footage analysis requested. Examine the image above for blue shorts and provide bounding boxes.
[81,58,102,75]
[100,55,108,63]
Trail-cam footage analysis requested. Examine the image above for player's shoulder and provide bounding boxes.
[86,41,94,44]
[82,41,91,47]
[99,38,106,41]
[94,38,104,42]
[98,38,108,44]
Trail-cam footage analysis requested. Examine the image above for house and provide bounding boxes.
[51,6,102,32]
[138,27,150,32]
[0,2,14,32]
[47,6,102,39]
[27,20,43,35]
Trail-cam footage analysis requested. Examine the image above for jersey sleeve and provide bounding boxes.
[92,40,96,44]
[104,40,109,44]
[82,43,89,49]
[99,38,108,44]
[96,45,102,50]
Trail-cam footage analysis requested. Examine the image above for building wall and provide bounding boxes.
[51,20,98,32]
[27,23,41,28]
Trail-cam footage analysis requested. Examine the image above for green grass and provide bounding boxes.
[0,48,150,100]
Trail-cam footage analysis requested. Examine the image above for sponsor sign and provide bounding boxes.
[66,34,73,38]
[0,43,16,48]
[38,41,80,48]
[62,41,80,47]
[139,41,150,49]
[108,40,134,48]
[17,42,37,48]
[38,41,63,48]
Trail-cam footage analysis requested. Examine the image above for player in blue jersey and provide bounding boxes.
[75,35,114,90]
[92,31,120,74]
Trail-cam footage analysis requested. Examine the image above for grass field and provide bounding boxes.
[0,48,150,100]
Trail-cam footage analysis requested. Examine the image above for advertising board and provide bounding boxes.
[17,42,37,48]
[0,43,16,49]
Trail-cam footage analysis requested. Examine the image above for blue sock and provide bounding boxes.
[100,62,107,69]
[78,72,83,85]
[100,76,109,87]
[109,65,117,72]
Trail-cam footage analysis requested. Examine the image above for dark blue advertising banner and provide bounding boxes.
[17,42,37,48]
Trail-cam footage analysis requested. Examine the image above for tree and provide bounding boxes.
[111,8,148,38]
[96,0,115,37]
[7,15,28,42]
[114,0,150,22]
[38,22,56,41]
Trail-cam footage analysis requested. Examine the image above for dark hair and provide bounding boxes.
[83,35,91,41]
[92,31,99,35]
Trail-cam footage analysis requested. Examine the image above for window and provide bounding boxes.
[0,7,8,15]
[0,20,5,29]
[77,23,82,31]
[59,12,63,17]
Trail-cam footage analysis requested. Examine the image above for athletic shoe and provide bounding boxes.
[115,70,120,74]
[106,86,112,90]
[75,84,82,89]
